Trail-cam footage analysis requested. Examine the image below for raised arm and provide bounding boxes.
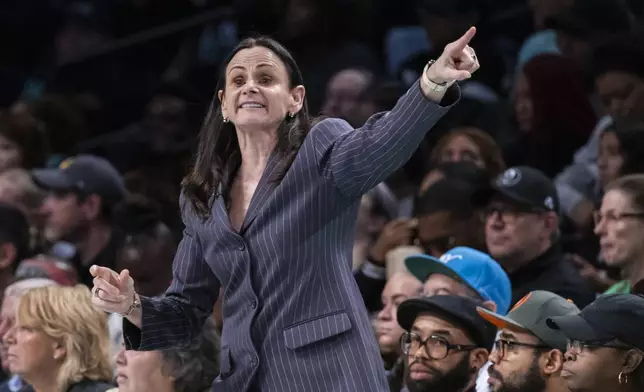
[314,28,480,199]
[92,195,220,351]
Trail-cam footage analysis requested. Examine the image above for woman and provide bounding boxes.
[90,30,480,392]
[429,126,505,176]
[3,285,114,392]
[0,112,49,173]
[595,174,644,294]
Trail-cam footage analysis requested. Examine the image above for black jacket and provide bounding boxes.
[509,242,596,309]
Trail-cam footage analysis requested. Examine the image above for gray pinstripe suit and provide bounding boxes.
[123,80,459,391]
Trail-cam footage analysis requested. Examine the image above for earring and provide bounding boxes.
[223,117,229,123]
[618,372,628,385]
[288,112,295,119]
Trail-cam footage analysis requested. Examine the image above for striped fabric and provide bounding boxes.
[123,80,459,391]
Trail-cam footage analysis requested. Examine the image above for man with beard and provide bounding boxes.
[477,291,578,392]
[397,295,495,392]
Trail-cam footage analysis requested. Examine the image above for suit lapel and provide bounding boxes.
[240,150,283,233]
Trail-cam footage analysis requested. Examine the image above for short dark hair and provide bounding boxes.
[159,318,221,392]
[605,121,644,176]
[0,203,30,269]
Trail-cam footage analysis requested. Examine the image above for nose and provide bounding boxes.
[564,349,576,362]
[3,326,15,346]
[115,346,127,366]
[593,217,605,236]
[488,345,500,365]
[377,304,393,321]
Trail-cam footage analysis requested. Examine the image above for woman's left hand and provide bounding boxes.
[426,26,481,84]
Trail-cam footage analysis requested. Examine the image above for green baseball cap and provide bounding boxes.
[477,290,580,351]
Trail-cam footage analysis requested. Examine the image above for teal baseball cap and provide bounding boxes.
[405,247,512,314]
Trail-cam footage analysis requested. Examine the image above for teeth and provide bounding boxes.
[241,103,264,108]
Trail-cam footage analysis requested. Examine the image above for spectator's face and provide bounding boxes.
[405,314,478,392]
[375,273,422,355]
[116,347,172,392]
[514,73,533,133]
[0,135,21,173]
[437,131,485,168]
[423,274,471,298]
[561,341,627,392]
[219,47,304,131]
[322,69,371,127]
[597,132,623,188]
[116,232,174,297]
[0,295,17,371]
[484,198,550,267]
[596,71,644,119]
[487,330,548,392]
[594,189,644,269]
[39,191,88,243]
[3,323,61,378]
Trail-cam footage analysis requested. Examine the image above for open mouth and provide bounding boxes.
[239,102,266,109]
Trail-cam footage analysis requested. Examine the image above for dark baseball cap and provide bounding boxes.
[397,295,497,350]
[478,291,580,351]
[544,0,633,39]
[31,155,126,207]
[474,166,559,213]
[547,294,644,351]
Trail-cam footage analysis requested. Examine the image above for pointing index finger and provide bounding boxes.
[451,26,477,53]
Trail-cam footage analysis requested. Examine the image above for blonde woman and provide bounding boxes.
[3,285,114,392]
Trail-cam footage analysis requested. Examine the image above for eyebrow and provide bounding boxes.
[499,331,517,341]
[411,326,453,337]
[227,63,276,75]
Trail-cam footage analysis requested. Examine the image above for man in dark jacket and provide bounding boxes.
[476,166,596,308]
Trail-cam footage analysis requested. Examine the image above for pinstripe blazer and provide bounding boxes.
[123,80,459,391]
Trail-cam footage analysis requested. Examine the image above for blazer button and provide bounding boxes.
[250,356,258,367]
[251,300,257,309]
[236,239,246,251]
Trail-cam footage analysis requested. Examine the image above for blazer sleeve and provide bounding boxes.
[123,194,221,351]
[313,79,459,199]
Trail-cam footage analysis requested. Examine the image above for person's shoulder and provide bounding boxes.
[307,116,354,147]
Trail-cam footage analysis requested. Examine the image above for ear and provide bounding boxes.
[218,90,227,119]
[52,341,66,361]
[469,348,489,371]
[543,211,559,234]
[289,85,306,115]
[81,194,102,220]
[481,300,497,312]
[0,243,16,270]
[542,349,565,376]
[621,349,644,376]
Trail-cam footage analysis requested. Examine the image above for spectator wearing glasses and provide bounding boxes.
[595,174,644,294]
[477,290,580,392]
[397,295,496,392]
[475,166,595,308]
[546,293,644,392]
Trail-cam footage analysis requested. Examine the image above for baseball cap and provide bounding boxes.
[31,155,126,207]
[15,256,78,286]
[397,295,497,350]
[474,166,559,213]
[477,291,580,351]
[405,247,512,315]
[547,294,644,351]
[544,0,633,39]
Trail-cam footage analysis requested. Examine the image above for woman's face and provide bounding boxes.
[0,135,21,173]
[4,323,61,378]
[561,346,625,392]
[218,46,305,132]
[514,73,534,133]
[594,189,644,269]
[116,347,173,392]
[438,131,485,168]
[597,132,624,188]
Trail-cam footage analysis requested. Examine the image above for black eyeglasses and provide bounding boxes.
[493,338,550,359]
[400,332,478,360]
[566,339,632,355]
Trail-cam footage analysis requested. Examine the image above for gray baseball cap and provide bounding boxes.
[477,290,580,351]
